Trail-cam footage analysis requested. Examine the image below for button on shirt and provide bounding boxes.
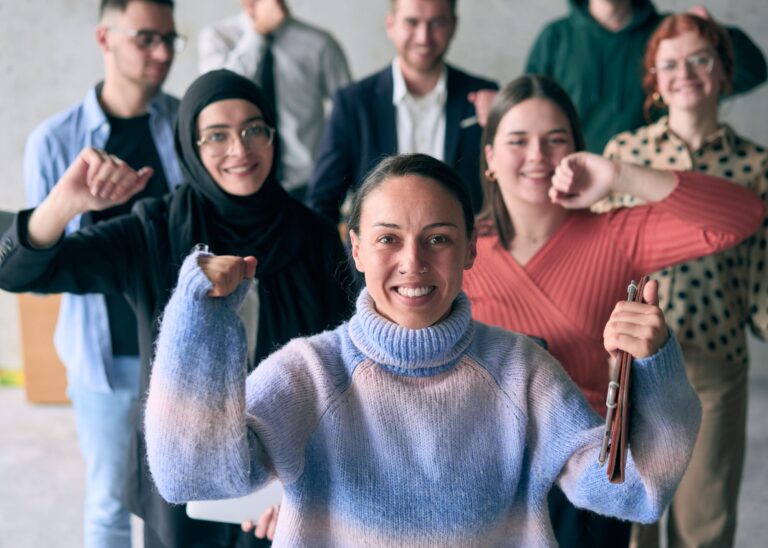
[593,117,768,366]
[392,59,447,160]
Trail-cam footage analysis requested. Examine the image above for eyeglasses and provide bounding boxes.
[197,123,276,156]
[108,27,187,53]
[651,52,715,75]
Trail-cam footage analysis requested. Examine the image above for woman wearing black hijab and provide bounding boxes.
[0,70,353,547]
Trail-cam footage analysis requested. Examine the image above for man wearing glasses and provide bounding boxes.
[23,1,184,546]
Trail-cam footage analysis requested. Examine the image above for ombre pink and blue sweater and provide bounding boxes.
[146,253,702,547]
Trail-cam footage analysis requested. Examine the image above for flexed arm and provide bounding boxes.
[548,152,677,209]
[28,147,152,248]
[524,280,700,523]
[145,252,335,503]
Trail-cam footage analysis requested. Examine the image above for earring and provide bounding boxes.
[484,168,496,181]
[652,91,665,107]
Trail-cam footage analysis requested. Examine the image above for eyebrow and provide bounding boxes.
[371,221,460,230]
[200,115,264,131]
[659,47,710,60]
[505,128,569,136]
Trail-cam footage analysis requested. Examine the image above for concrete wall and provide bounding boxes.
[1,0,767,369]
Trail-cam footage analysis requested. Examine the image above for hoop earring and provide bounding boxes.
[484,168,496,181]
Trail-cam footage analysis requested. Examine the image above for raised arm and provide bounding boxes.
[27,147,152,249]
[145,252,342,503]
[549,152,679,208]
[525,281,701,523]
[550,151,764,268]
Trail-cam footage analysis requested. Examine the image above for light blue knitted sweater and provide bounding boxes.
[146,252,702,547]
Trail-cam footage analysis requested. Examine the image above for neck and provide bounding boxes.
[503,197,570,246]
[588,0,633,32]
[667,105,719,151]
[100,76,157,118]
[399,60,443,97]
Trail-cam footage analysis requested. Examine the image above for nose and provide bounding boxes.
[414,22,431,44]
[398,240,428,275]
[526,139,546,161]
[677,60,695,77]
[150,40,174,62]
[226,132,249,157]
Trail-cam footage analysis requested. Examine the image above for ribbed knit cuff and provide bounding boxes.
[177,250,252,310]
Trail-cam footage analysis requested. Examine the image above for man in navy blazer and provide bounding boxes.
[307,0,497,223]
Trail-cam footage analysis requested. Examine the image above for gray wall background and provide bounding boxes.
[1,0,766,368]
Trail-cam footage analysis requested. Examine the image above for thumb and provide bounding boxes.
[642,278,659,306]
[242,256,258,279]
[69,154,92,183]
[136,166,154,187]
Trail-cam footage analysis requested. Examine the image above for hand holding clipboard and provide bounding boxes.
[598,276,668,483]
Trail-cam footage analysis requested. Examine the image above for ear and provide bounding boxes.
[384,12,396,39]
[95,25,110,53]
[464,230,477,270]
[349,230,365,273]
[447,13,458,41]
[483,144,495,171]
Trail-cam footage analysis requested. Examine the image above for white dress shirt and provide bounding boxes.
[391,59,447,161]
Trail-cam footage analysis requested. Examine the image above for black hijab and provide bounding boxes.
[167,69,303,276]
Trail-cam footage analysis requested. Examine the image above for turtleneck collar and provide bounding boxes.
[347,289,474,377]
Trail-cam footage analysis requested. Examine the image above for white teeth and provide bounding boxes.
[227,166,251,174]
[397,286,434,298]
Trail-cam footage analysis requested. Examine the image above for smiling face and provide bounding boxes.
[99,0,176,91]
[196,99,274,196]
[654,30,724,113]
[385,0,456,77]
[485,97,575,208]
[350,175,476,330]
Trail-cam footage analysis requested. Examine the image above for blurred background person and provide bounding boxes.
[593,13,768,548]
[462,74,764,547]
[199,0,351,200]
[22,1,184,546]
[307,0,497,224]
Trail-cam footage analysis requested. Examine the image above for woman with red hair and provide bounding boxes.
[594,13,768,548]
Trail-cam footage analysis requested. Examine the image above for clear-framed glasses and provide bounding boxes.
[108,27,187,53]
[651,52,715,75]
[197,123,276,157]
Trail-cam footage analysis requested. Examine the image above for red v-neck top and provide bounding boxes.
[464,171,764,413]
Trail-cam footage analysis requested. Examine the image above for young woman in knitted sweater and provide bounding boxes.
[144,153,706,546]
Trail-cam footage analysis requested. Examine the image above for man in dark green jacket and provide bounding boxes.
[525,0,766,153]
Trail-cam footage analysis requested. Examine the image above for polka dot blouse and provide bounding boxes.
[593,117,768,367]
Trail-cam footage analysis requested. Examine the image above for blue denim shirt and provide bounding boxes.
[23,85,183,393]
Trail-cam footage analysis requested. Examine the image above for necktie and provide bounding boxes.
[258,34,281,179]
[258,34,278,128]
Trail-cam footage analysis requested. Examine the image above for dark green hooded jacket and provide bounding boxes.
[526,0,766,152]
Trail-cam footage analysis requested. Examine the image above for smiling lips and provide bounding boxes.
[396,286,435,298]
[224,162,258,175]
[521,169,554,183]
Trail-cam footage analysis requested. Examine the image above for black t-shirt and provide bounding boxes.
[82,108,170,357]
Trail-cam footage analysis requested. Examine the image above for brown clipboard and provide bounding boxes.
[598,276,649,484]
